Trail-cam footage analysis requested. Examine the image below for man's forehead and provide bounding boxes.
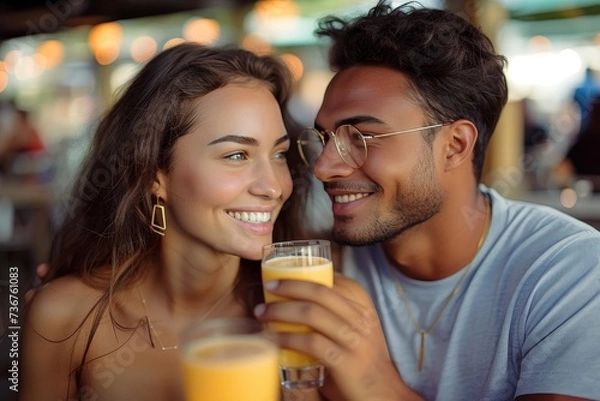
[331,65,407,85]
[316,66,413,126]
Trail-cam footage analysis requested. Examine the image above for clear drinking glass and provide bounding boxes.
[179,317,280,401]
[261,239,334,389]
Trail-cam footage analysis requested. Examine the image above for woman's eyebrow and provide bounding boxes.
[208,135,258,146]
[208,134,289,146]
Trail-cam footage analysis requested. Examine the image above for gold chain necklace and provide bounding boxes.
[137,285,234,351]
[392,195,490,371]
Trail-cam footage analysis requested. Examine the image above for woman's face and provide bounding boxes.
[156,82,293,260]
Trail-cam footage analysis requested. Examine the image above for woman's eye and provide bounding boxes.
[225,152,247,161]
[274,149,288,160]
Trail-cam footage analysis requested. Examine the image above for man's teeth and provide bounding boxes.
[228,211,271,223]
[334,193,369,204]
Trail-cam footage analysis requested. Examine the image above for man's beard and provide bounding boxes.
[332,151,443,246]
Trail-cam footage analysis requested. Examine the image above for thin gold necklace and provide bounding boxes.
[392,195,490,371]
[137,285,234,351]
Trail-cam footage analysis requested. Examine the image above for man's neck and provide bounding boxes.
[382,191,490,281]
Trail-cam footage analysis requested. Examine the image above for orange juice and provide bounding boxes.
[181,335,280,401]
[262,256,334,367]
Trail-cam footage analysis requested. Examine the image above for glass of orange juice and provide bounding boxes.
[179,317,280,401]
[261,239,334,389]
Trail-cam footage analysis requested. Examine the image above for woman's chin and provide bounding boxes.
[235,243,267,261]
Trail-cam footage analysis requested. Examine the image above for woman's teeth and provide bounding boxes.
[228,211,271,223]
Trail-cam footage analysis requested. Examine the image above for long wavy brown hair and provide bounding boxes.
[42,43,309,391]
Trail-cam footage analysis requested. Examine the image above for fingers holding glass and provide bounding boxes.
[261,240,334,389]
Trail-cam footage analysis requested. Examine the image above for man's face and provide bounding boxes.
[313,65,445,245]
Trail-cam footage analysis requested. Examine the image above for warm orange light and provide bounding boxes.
[36,40,64,69]
[0,70,8,92]
[94,46,120,65]
[32,54,48,75]
[88,22,123,51]
[280,53,303,82]
[163,38,186,50]
[88,22,123,65]
[241,33,272,55]
[183,18,220,45]
[254,0,299,19]
[560,188,577,208]
[131,36,158,63]
[529,35,552,51]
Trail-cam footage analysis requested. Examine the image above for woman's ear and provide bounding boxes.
[443,120,478,172]
[153,169,168,200]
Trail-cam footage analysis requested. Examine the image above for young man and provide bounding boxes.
[256,2,600,400]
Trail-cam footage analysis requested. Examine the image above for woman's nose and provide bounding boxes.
[250,163,287,199]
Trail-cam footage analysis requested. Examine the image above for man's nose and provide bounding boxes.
[313,140,355,182]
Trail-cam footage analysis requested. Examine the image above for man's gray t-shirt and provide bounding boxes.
[341,187,600,400]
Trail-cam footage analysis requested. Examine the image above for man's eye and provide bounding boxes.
[225,152,247,161]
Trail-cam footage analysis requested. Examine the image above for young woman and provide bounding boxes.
[20,43,310,401]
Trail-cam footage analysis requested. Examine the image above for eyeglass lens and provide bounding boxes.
[298,129,325,167]
[298,125,367,168]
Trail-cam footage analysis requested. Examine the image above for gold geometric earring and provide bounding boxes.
[151,196,167,236]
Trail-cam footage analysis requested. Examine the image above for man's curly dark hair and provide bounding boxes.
[316,0,508,181]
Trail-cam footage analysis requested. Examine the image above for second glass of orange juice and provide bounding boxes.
[179,317,280,401]
[261,239,334,389]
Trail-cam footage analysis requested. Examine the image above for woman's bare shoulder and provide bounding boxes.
[25,275,104,339]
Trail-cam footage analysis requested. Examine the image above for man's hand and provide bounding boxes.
[255,273,423,401]
[25,263,49,304]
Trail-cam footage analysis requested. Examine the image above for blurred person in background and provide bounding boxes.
[564,96,600,176]
[553,95,600,190]
[0,103,45,177]
[521,97,550,189]
[522,97,549,156]
[572,67,600,132]
[0,103,49,269]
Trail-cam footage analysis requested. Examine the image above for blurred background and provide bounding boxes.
[1,0,600,275]
[0,2,599,392]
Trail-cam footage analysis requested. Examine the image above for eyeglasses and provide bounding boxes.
[297,123,446,169]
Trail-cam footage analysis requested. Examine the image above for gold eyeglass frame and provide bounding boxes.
[297,122,448,169]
